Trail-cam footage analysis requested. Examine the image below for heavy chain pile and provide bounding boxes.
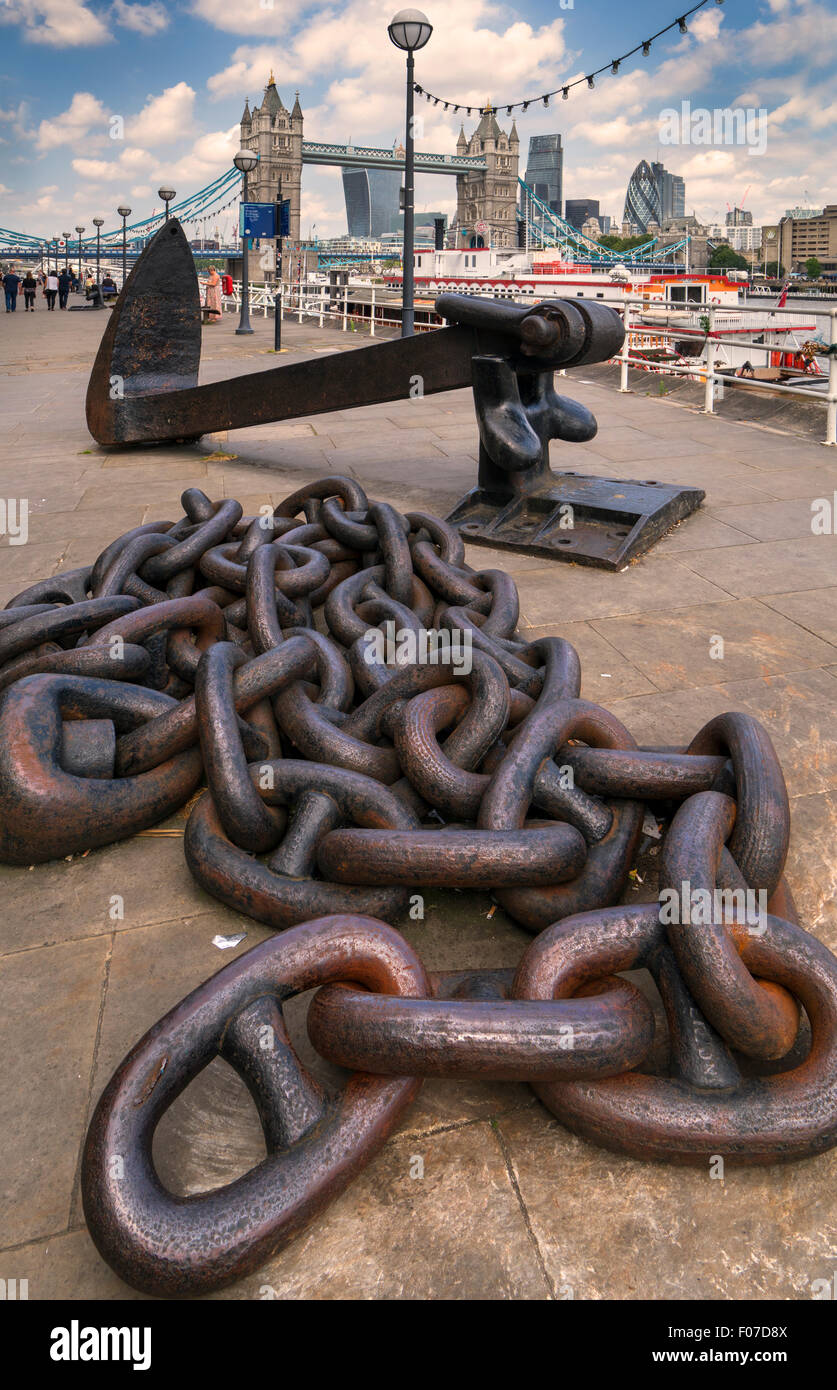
[2,475,837,1298]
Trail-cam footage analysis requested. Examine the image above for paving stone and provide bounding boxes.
[592,598,837,692]
[784,790,837,947]
[680,535,837,597]
[514,555,730,626]
[608,668,837,795]
[761,587,837,646]
[710,497,825,541]
[497,1107,837,1300]
[0,935,107,1247]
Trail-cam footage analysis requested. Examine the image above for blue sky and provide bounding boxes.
[0,0,834,241]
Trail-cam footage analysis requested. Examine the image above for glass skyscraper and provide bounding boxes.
[523,134,563,214]
[564,198,600,231]
[624,160,685,233]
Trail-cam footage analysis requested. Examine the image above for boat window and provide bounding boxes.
[671,286,686,302]
[597,292,604,298]
[577,291,583,296]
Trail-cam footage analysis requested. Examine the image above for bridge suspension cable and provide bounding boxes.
[0,166,241,252]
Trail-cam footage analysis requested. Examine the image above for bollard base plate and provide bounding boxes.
[446,473,705,570]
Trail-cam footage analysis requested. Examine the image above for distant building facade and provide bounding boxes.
[726,207,753,226]
[653,163,685,221]
[239,73,303,245]
[564,198,599,230]
[523,134,563,213]
[342,165,400,238]
[455,107,520,248]
[726,224,762,252]
[778,205,837,274]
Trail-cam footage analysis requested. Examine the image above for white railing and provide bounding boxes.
[223,280,409,336]
[613,297,837,446]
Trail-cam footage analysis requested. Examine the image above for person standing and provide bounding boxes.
[204,265,222,324]
[22,270,37,311]
[57,267,71,309]
[45,270,59,310]
[3,267,21,312]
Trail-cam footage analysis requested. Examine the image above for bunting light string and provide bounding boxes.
[414,0,722,117]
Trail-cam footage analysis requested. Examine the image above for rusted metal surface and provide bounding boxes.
[81,915,427,1297]
[3,474,837,1295]
[83,219,702,567]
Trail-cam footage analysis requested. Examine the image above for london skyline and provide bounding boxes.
[0,0,833,241]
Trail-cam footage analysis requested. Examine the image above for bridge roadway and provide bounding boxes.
[301,139,486,172]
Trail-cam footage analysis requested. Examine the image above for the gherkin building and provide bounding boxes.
[623,160,662,234]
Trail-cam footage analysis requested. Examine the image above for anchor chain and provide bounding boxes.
[1,475,835,1294]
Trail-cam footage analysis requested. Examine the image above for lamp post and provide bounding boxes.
[274,175,284,351]
[92,217,104,283]
[62,233,71,274]
[75,225,85,287]
[158,187,176,223]
[233,149,258,336]
[387,8,433,337]
[117,206,132,288]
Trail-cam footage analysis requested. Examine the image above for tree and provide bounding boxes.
[708,244,749,271]
[805,256,822,280]
[764,261,785,278]
[597,234,649,253]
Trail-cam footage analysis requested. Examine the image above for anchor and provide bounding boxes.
[86,218,703,569]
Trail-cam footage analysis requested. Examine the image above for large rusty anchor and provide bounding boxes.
[85,219,703,568]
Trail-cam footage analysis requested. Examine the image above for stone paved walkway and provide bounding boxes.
[2,304,837,1300]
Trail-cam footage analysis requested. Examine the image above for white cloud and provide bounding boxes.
[36,92,109,151]
[112,0,168,34]
[128,83,196,146]
[72,147,156,180]
[0,0,111,46]
[207,0,570,116]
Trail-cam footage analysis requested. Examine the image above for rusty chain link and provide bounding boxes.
[1,475,836,1295]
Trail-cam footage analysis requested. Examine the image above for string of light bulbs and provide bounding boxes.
[414,0,722,116]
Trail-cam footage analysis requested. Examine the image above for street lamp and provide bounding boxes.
[233,149,258,336]
[62,232,71,274]
[388,8,433,337]
[75,225,85,287]
[92,217,104,283]
[117,206,132,288]
[158,187,176,223]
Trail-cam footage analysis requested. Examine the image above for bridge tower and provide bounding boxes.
[455,105,519,249]
[240,73,302,247]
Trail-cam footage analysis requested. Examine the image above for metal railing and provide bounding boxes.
[222,280,411,336]
[220,279,837,445]
[613,297,837,446]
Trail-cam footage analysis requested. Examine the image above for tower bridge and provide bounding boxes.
[1,72,686,268]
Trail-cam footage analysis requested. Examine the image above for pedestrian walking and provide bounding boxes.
[22,271,37,311]
[45,271,59,310]
[3,267,21,312]
[57,268,71,309]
